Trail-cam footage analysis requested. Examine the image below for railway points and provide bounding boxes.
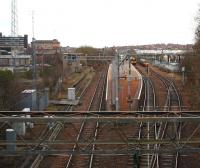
[0,57,199,168]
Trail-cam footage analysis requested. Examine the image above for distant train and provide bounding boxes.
[139,59,149,67]
[130,56,137,65]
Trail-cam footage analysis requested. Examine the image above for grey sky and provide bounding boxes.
[0,0,199,47]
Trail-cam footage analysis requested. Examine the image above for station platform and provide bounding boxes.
[106,61,142,111]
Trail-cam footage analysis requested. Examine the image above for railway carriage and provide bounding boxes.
[139,59,149,67]
[130,56,137,65]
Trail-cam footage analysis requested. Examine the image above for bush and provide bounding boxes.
[0,70,14,82]
[23,70,33,79]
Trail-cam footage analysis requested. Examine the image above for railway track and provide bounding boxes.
[139,73,157,168]
[63,73,92,111]
[24,63,184,168]
[136,64,182,168]
[150,68,182,111]
[31,66,107,168]
[30,123,63,168]
[26,70,95,168]
[149,67,182,168]
[66,70,107,168]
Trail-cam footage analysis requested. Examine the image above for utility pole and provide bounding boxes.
[127,53,133,109]
[32,11,35,40]
[11,0,18,71]
[128,54,131,97]
[115,52,119,111]
[31,11,38,111]
[112,59,116,106]
[32,11,36,90]
[111,51,119,110]
[11,0,18,37]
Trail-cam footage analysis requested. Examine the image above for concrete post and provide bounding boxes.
[115,54,119,111]
[128,54,131,99]
[112,59,116,105]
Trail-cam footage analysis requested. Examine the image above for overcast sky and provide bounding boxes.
[0,0,199,47]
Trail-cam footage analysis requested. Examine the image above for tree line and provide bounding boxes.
[183,8,200,110]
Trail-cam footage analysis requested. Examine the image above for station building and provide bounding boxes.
[62,53,83,75]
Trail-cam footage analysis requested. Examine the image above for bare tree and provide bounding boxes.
[0,70,21,110]
[182,7,200,110]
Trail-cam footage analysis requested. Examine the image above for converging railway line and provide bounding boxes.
[1,60,200,168]
[149,67,182,167]
[137,64,182,111]
[30,65,108,168]
[27,70,95,168]
[136,63,182,168]
[138,72,156,168]
[26,65,108,168]
[66,70,107,168]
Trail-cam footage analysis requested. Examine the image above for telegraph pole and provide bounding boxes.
[11,0,18,71]
[11,0,18,37]
[31,11,38,111]
[112,50,120,111]
[115,52,119,111]
[128,53,132,99]
[32,11,36,90]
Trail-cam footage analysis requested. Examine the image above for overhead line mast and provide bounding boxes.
[11,0,18,37]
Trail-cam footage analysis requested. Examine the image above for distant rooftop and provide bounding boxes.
[33,39,60,43]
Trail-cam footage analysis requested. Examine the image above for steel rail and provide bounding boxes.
[30,123,63,168]
[144,79,157,168]
[2,116,200,123]
[65,73,102,168]
[63,74,91,111]
[89,71,107,168]
[1,111,200,115]
[137,65,182,167]
[150,69,181,111]
[3,147,200,156]
[148,68,170,168]
[136,66,157,168]
[66,70,107,168]
[29,71,90,168]
[3,139,200,146]
[149,68,182,168]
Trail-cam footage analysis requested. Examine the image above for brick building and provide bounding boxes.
[32,39,61,65]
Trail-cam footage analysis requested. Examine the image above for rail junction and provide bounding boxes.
[0,54,200,168]
[1,111,200,168]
